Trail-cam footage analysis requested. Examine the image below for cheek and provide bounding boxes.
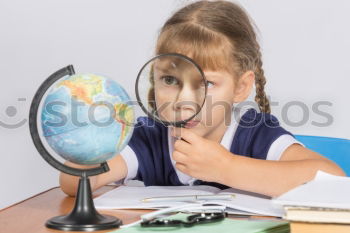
[198,98,232,126]
[154,92,166,106]
[154,93,171,117]
[200,87,234,123]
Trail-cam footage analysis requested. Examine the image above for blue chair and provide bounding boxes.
[295,135,350,176]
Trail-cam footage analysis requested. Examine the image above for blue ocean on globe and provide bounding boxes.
[41,74,134,165]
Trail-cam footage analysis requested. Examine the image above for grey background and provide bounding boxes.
[0,0,349,209]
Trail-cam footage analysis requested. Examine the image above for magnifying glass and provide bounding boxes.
[135,53,207,131]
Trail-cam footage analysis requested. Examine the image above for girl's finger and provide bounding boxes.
[171,127,200,144]
[175,162,188,173]
[172,150,188,164]
[174,138,192,154]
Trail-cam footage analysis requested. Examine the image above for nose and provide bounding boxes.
[173,85,199,119]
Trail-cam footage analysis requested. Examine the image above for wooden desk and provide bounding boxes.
[0,185,285,233]
[0,186,150,233]
[2,186,348,233]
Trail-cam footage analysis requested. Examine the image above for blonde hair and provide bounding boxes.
[154,0,270,113]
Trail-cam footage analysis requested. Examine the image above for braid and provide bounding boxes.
[254,55,271,113]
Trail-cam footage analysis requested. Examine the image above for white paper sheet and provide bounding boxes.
[273,171,350,209]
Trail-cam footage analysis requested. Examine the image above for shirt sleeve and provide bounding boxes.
[120,145,139,182]
[266,134,305,160]
[123,116,154,183]
[232,108,301,160]
[115,116,150,184]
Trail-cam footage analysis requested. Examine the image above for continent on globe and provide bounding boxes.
[41,74,134,165]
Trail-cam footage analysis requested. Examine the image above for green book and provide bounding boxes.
[109,213,289,233]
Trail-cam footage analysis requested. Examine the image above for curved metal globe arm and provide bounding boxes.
[29,65,109,177]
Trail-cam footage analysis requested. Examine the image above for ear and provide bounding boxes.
[232,70,255,103]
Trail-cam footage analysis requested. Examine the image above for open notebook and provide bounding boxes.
[93,185,284,217]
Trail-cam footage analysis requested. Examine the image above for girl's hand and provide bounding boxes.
[171,127,233,183]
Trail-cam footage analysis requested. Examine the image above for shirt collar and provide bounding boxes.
[219,107,246,150]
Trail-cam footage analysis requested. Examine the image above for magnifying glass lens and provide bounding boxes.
[136,54,207,127]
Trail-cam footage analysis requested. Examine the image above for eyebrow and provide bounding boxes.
[204,73,221,80]
[204,71,231,80]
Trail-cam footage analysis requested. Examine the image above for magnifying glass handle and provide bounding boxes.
[175,136,190,144]
[172,126,193,144]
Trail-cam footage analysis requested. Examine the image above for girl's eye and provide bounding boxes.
[206,81,214,88]
[161,76,179,85]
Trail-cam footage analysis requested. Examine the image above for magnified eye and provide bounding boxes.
[161,75,179,86]
[207,81,214,88]
[201,81,214,88]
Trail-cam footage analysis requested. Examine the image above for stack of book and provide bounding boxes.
[273,171,350,233]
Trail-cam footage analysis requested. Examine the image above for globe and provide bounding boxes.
[41,73,134,165]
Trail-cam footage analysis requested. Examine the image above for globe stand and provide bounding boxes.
[29,65,122,231]
[46,173,122,231]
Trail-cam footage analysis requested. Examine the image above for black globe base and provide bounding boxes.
[46,173,122,231]
[46,214,122,231]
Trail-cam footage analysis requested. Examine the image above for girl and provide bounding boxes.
[60,0,345,197]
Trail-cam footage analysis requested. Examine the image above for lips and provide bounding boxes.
[184,120,200,128]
